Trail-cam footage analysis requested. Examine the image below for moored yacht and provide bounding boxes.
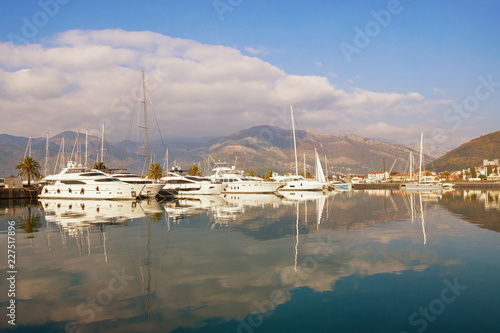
[161,168,226,195]
[272,174,325,191]
[108,172,164,198]
[210,166,283,194]
[39,162,145,200]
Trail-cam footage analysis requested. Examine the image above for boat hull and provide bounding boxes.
[222,182,283,194]
[39,183,145,200]
[400,183,443,192]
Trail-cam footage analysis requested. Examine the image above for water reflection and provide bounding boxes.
[1,190,499,332]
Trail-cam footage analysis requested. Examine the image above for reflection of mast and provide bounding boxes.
[294,202,299,272]
[146,215,151,320]
[419,193,427,245]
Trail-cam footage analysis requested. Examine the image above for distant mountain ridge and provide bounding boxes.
[1,126,440,176]
[428,130,500,172]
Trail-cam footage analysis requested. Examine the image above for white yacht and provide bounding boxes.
[210,166,283,193]
[39,162,145,200]
[161,169,226,195]
[108,172,164,198]
[272,174,325,191]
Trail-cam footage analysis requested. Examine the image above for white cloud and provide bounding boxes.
[0,29,450,143]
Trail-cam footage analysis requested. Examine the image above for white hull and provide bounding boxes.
[140,183,164,197]
[177,183,226,195]
[222,181,282,194]
[401,183,443,192]
[39,183,145,200]
[279,180,324,191]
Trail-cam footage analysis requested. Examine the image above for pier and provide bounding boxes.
[0,187,41,200]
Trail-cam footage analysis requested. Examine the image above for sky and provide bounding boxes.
[0,0,499,148]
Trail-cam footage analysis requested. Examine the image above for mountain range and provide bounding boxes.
[429,130,500,172]
[1,126,434,177]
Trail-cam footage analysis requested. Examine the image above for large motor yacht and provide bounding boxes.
[39,162,145,200]
[108,172,164,198]
[161,168,226,196]
[210,166,283,194]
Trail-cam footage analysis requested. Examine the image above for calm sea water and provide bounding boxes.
[1,190,500,333]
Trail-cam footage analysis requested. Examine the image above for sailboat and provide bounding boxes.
[107,70,164,198]
[273,106,325,191]
[400,133,443,192]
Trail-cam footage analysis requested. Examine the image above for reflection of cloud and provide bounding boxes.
[10,192,472,332]
[0,29,451,142]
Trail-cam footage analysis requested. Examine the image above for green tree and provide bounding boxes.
[246,170,255,177]
[442,171,450,181]
[487,165,493,176]
[15,156,41,186]
[188,164,202,176]
[306,171,312,179]
[147,163,163,182]
[470,168,477,179]
[464,170,470,181]
[93,161,107,170]
[18,206,41,239]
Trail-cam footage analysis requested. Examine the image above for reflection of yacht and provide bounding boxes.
[211,166,283,194]
[109,172,164,198]
[163,195,227,221]
[40,199,148,228]
[40,162,145,200]
[280,190,328,202]
[161,169,226,195]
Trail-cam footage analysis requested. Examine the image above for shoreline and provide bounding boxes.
[352,182,500,190]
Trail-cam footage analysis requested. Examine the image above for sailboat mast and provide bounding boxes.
[409,151,413,182]
[85,129,88,168]
[143,70,149,166]
[418,133,423,183]
[45,132,49,177]
[290,106,299,176]
[101,123,105,163]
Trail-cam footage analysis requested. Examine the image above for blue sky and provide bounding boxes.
[1,0,499,147]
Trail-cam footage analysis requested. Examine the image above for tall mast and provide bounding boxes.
[45,132,49,177]
[409,151,413,182]
[143,70,149,166]
[85,129,88,167]
[101,123,105,163]
[418,133,423,183]
[290,106,298,175]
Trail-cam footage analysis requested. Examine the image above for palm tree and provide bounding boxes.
[263,170,273,180]
[148,163,163,183]
[188,164,202,176]
[18,206,41,239]
[92,161,107,170]
[15,156,41,186]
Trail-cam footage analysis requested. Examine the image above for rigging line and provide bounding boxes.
[146,87,167,151]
